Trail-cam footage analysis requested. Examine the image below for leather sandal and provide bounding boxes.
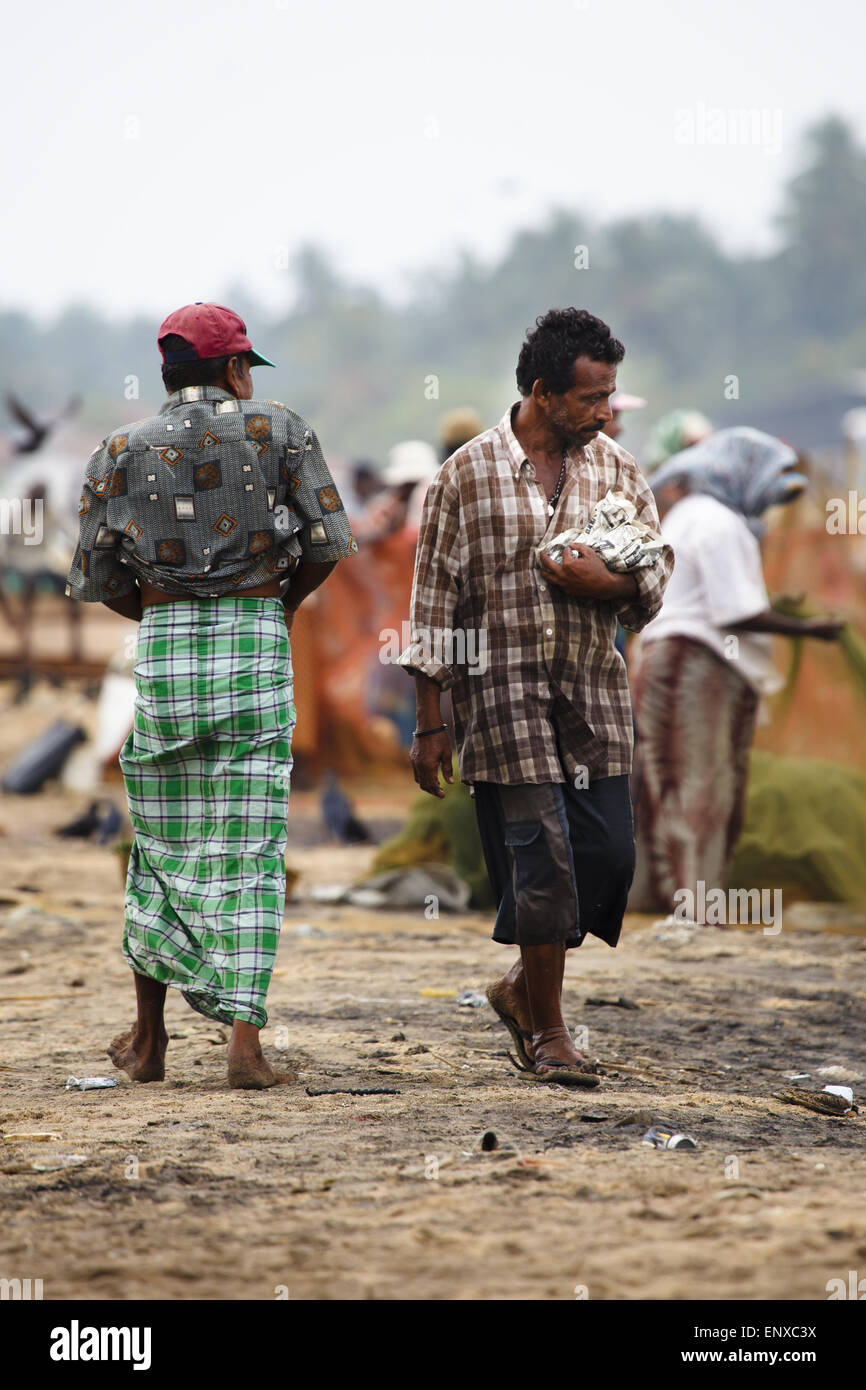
[524,1025,601,1087]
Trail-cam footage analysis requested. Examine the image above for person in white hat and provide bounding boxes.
[364,440,439,538]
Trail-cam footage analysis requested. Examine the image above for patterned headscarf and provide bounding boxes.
[650,427,807,534]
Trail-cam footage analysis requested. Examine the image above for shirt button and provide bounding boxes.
[545,627,553,636]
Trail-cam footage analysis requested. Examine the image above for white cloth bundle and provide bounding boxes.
[539,490,665,572]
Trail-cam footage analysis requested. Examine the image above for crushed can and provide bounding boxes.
[642,1125,698,1150]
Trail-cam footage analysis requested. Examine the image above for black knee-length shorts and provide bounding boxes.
[472,775,635,949]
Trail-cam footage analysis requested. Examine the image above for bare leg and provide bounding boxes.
[227,1019,296,1090]
[107,973,169,1082]
[521,941,585,1072]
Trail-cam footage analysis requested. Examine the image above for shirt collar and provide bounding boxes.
[160,385,235,414]
[499,402,588,479]
[500,402,530,479]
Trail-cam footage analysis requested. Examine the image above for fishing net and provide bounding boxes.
[375,748,866,909]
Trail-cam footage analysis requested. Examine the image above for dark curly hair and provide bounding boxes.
[516,308,624,396]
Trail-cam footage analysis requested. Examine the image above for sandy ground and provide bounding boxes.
[1,736,865,1305]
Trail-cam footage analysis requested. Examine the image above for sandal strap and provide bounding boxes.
[532,1025,591,1070]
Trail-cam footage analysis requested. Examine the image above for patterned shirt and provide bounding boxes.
[399,404,674,784]
[66,385,357,602]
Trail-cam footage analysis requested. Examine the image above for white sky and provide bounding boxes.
[2,0,864,321]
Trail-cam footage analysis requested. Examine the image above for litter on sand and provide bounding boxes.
[777,1086,857,1116]
[65,1075,118,1091]
[307,866,471,913]
[456,989,487,1008]
[642,1126,698,1150]
[307,883,349,904]
[3,1132,63,1143]
[815,1064,861,1082]
[650,915,700,943]
[822,1085,855,1108]
[350,866,471,913]
[31,1153,88,1172]
[284,922,327,939]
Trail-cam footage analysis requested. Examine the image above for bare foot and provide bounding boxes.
[107,1023,168,1082]
[227,1052,296,1090]
[487,972,535,1065]
[227,1027,296,1090]
[227,1017,297,1090]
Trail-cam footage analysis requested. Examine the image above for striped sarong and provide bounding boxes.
[629,634,758,913]
[120,598,294,1028]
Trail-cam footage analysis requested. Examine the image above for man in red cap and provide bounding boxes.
[67,303,357,1089]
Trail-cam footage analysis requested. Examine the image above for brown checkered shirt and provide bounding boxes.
[399,404,674,784]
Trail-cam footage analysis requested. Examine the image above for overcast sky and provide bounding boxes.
[2,0,864,322]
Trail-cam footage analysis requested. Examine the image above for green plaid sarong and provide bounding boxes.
[120,598,294,1028]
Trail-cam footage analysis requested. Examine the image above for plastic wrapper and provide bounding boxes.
[539,489,665,572]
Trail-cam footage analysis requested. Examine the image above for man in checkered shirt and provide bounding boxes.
[400,309,673,1085]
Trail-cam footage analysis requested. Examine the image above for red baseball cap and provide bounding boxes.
[158,302,276,367]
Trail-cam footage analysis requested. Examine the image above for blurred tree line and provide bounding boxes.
[3,115,866,463]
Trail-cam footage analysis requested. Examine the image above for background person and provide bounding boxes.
[629,427,844,915]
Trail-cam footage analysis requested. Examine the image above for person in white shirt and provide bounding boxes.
[628,428,842,914]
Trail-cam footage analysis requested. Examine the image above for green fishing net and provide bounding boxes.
[375,751,866,908]
[730,750,866,904]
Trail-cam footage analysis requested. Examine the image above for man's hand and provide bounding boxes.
[803,615,846,641]
[410,729,454,798]
[735,609,846,641]
[539,544,636,601]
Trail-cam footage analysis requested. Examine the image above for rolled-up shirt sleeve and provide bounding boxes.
[398,461,462,689]
[284,423,358,563]
[615,460,674,632]
[66,442,137,603]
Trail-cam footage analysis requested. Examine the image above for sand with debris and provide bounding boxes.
[1,745,865,1303]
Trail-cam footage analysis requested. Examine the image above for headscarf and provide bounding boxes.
[650,427,807,534]
[646,408,713,471]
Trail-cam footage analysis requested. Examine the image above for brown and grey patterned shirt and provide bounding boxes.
[399,404,674,784]
[66,384,357,602]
